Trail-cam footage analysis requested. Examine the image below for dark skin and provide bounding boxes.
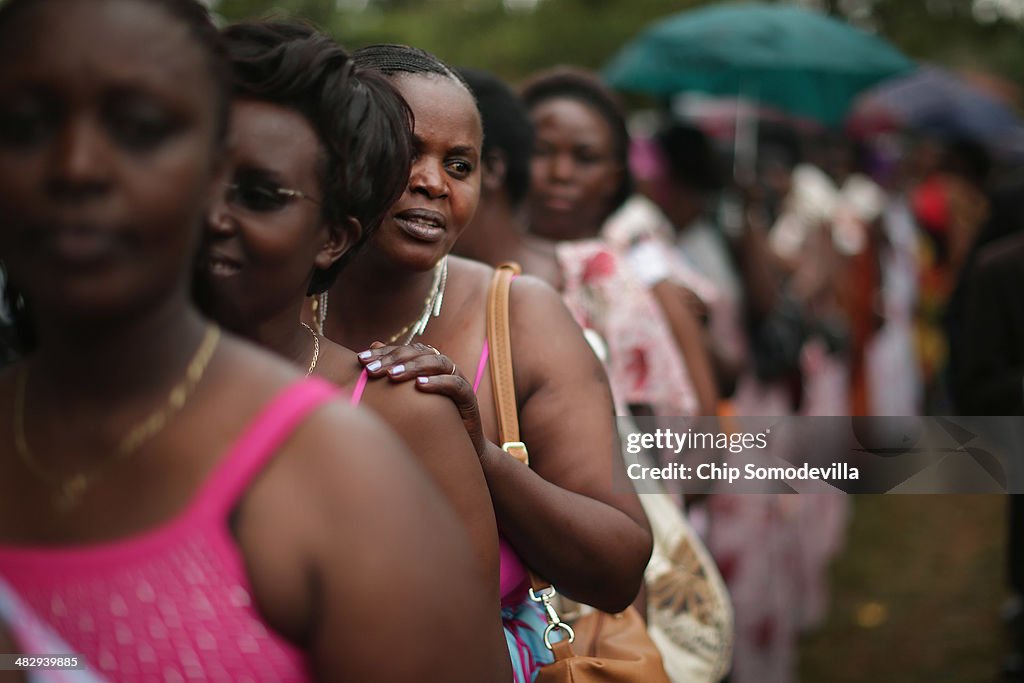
[0,3,500,681]
[461,150,723,418]
[201,98,509,681]
[328,72,652,613]
[454,148,565,289]
[527,96,721,416]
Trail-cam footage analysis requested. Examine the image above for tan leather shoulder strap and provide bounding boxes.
[486,263,559,597]
[486,262,528,465]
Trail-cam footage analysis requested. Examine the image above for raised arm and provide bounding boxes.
[477,275,652,612]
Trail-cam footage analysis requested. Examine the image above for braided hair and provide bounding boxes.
[351,44,472,95]
[222,23,414,294]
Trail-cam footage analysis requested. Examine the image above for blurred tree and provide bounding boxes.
[212,0,1024,95]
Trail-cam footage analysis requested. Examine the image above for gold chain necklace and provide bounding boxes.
[300,322,319,376]
[315,256,448,346]
[13,324,221,511]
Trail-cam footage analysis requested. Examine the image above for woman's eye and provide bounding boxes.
[233,184,288,212]
[104,96,180,152]
[0,100,53,149]
[108,113,177,152]
[446,159,473,177]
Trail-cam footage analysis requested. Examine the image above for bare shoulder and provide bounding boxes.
[272,398,414,503]
[235,389,496,680]
[448,254,497,282]
[506,274,602,395]
[312,337,362,388]
[360,378,465,433]
[508,271,572,314]
[216,332,306,388]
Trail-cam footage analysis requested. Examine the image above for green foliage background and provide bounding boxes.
[211,0,1024,93]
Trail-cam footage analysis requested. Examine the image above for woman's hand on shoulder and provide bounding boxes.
[356,341,486,457]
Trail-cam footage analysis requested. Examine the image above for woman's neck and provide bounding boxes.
[457,196,531,266]
[234,299,315,374]
[29,289,209,406]
[326,248,442,350]
[460,198,563,289]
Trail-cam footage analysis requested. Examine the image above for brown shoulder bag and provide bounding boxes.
[487,262,672,683]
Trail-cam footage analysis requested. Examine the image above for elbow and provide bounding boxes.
[590,528,653,614]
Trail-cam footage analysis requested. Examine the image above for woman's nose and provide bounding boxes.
[206,181,238,236]
[47,119,112,199]
[409,159,447,199]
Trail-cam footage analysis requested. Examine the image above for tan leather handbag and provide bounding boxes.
[487,262,672,683]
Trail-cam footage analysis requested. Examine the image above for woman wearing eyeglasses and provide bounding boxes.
[195,22,511,681]
[0,2,503,680]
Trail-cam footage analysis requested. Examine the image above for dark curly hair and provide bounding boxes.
[519,66,634,215]
[222,23,414,294]
[457,67,534,208]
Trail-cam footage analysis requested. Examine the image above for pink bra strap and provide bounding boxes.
[350,368,369,406]
[198,377,340,518]
[472,340,489,395]
[473,273,515,395]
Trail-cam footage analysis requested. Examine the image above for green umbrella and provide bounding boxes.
[604,2,915,126]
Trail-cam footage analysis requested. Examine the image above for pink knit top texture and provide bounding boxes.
[0,378,341,682]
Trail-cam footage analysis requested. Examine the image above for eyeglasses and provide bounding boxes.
[226,181,321,213]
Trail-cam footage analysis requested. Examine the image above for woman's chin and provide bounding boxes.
[381,239,449,272]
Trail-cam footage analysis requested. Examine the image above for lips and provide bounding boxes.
[393,208,447,243]
[41,224,117,266]
[538,194,577,213]
[203,250,242,277]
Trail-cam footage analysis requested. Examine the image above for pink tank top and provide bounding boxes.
[0,378,340,682]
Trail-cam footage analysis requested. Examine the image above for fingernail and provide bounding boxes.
[417,376,429,384]
[357,351,373,360]
[366,360,382,372]
[389,364,405,375]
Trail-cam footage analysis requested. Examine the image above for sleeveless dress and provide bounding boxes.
[0,378,339,682]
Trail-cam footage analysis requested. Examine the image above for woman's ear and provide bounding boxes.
[314,216,362,271]
[482,149,508,194]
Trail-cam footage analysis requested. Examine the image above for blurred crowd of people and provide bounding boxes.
[0,0,1021,682]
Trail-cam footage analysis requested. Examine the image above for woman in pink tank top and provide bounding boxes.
[0,3,507,681]
[195,22,510,681]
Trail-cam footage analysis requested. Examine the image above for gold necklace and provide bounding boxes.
[315,256,448,346]
[13,324,221,511]
[300,322,319,376]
